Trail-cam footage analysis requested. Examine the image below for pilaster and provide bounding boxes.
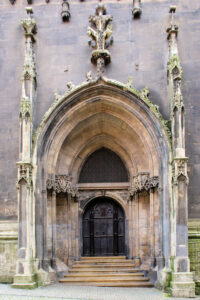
[167,6,195,297]
[13,7,37,289]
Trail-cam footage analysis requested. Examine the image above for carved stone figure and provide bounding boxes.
[88,4,113,76]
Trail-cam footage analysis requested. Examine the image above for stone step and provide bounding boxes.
[76,260,135,264]
[59,281,154,287]
[69,268,140,273]
[60,276,148,282]
[81,256,126,260]
[73,263,135,268]
[65,272,145,277]
[60,256,152,288]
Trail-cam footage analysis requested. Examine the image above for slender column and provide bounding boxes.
[47,192,53,264]
[67,194,73,266]
[128,199,133,258]
[167,6,195,297]
[13,7,37,289]
[135,194,140,266]
[51,191,57,269]
[150,189,155,267]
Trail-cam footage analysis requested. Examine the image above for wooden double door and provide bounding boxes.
[83,197,125,256]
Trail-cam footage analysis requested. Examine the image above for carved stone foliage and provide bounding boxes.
[129,172,159,197]
[132,0,142,18]
[61,0,70,22]
[47,175,78,198]
[88,4,113,76]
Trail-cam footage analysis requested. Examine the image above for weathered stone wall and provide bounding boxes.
[0,0,200,219]
[0,222,18,283]
[188,219,200,294]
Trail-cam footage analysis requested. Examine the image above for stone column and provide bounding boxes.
[150,188,155,267]
[51,191,57,269]
[167,6,195,297]
[13,7,37,289]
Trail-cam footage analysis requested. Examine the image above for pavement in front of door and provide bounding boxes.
[0,284,199,300]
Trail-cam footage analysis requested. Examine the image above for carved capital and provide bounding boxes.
[46,175,78,199]
[129,172,159,198]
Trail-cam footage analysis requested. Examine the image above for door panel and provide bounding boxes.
[83,197,125,256]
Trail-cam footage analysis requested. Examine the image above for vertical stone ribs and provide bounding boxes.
[88,4,113,77]
[13,7,37,289]
[167,6,195,298]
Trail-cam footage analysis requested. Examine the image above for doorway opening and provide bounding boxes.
[83,197,125,256]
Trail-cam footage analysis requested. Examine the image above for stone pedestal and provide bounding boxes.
[12,273,37,289]
[170,272,195,298]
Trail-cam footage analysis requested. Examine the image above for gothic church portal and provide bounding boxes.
[0,0,199,298]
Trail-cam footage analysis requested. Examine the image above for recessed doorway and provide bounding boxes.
[83,197,125,256]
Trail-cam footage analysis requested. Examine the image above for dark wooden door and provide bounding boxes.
[83,197,125,256]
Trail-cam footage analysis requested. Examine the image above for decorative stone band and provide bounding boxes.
[46,175,78,199]
[129,172,159,197]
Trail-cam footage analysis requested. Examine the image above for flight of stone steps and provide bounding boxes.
[60,256,153,287]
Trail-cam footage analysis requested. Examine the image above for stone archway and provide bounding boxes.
[16,78,172,287]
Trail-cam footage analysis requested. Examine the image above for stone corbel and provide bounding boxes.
[132,0,142,19]
[129,172,159,198]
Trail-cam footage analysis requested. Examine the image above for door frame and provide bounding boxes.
[82,196,126,257]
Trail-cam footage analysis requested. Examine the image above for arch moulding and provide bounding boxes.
[31,77,172,287]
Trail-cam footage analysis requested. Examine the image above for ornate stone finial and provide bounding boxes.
[88,4,113,77]
[86,71,93,82]
[21,8,37,42]
[67,81,75,91]
[61,0,71,22]
[167,5,178,40]
[132,0,142,18]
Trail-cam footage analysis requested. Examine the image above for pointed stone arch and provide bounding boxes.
[32,77,171,284]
